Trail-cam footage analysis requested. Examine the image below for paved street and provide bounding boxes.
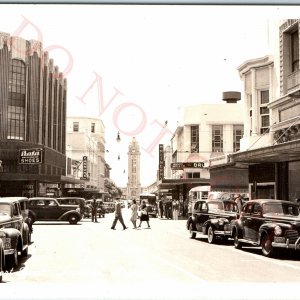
[2,208,300,299]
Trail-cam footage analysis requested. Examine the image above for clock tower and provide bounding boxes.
[127,137,141,199]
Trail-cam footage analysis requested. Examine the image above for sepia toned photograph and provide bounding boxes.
[1,3,300,299]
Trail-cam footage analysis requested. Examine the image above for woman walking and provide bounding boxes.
[138,200,150,228]
[130,199,138,229]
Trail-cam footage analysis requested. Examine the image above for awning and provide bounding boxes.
[157,178,210,190]
[230,139,300,164]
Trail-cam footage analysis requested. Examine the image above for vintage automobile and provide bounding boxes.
[28,197,82,225]
[187,199,238,243]
[232,199,300,257]
[56,197,90,218]
[18,197,34,243]
[0,197,30,269]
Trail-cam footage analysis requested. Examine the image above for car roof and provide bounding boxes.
[28,197,57,200]
[0,197,28,203]
[57,197,85,200]
[245,199,295,205]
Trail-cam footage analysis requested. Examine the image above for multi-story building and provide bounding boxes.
[65,116,106,197]
[0,32,77,197]
[158,94,247,210]
[219,19,300,202]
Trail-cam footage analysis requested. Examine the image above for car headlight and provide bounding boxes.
[0,231,5,239]
[274,225,282,236]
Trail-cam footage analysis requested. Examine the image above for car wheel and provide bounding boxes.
[69,214,79,225]
[261,234,274,257]
[207,226,216,244]
[233,230,242,249]
[189,223,196,239]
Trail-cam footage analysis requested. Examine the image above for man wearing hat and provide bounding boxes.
[111,197,127,230]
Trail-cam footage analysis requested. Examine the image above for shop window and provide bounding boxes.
[186,172,200,178]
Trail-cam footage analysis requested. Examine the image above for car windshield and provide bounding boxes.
[208,202,224,211]
[263,203,299,217]
[0,203,10,215]
[223,201,238,212]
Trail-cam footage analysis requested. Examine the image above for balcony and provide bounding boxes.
[287,69,300,94]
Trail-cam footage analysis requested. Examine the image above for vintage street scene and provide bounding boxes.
[1,3,300,300]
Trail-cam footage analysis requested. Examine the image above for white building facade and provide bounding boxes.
[66,116,106,194]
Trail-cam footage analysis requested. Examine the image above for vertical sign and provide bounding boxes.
[158,144,164,180]
[82,156,88,179]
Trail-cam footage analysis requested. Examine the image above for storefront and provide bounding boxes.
[230,139,300,202]
[157,178,210,216]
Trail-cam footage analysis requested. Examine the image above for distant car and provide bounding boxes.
[0,197,30,269]
[187,199,238,243]
[86,199,105,218]
[232,199,300,257]
[28,197,82,225]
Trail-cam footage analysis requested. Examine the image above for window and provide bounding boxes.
[190,125,199,153]
[91,122,95,133]
[186,172,200,178]
[73,122,79,132]
[291,29,299,72]
[212,125,223,152]
[233,125,244,152]
[7,59,26,140]
[260,90,270,134]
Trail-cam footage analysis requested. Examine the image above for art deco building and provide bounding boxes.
[0,32,73,197]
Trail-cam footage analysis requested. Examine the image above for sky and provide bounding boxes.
[0,4,299,187]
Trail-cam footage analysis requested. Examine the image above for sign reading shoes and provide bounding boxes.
[19,148,44,164]
[171,162,204,169]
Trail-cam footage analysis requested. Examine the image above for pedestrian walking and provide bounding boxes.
[130,199,138,229]
[90,196,98,223]
[172,199,180,220]
[138,200,150,228]
[111,198,128,230]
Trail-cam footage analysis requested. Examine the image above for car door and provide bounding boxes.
[45,200,61,219]
[12,202,22,231]
[195,202,208,231]
[247,203,263,242]
[240,203,254,240]
[30,199,46,219]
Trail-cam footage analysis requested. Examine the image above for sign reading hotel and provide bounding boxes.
[171,162,204,170]
[19,148,44,164]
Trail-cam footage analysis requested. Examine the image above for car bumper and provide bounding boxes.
[4,249,15,255]
[214,230,231,236]
[272,237,300,250]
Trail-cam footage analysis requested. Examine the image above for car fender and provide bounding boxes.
[21,222,30,246]
[58,210,81,221]
[2,228,21,250]
[231,221,242,238]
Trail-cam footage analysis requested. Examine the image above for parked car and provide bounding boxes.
[28,197,82,225]
[56,197,90,218]
[187,199,238,243]
[232,199,300,257]
[0,197,30,269]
